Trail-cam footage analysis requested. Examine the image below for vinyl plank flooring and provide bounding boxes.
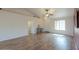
[0,33,76,50]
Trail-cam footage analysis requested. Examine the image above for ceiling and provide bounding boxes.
[25,8,44,18]
[25,8,75,18]
[1,8,75,19]
[25,8,55,18]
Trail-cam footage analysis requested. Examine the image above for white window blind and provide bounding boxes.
[55,20,65,30]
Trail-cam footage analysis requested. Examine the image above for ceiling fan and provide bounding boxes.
[44,8,55,18]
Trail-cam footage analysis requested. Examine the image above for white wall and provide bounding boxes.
[0,10,38,41]
[41,8,74,36]
[50,17,74,36]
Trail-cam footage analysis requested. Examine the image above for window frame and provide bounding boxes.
[54,20,65,31]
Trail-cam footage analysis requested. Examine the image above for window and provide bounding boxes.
[55,20,65,30]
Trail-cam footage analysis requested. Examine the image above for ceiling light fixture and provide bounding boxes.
[44,8,55,17]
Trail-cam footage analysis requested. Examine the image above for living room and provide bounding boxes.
[0,8,78,50]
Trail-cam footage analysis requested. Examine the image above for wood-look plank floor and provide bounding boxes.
[0,33,76,50]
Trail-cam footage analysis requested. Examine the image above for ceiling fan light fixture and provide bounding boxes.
[44,8,55,17]
[45,13,49,17]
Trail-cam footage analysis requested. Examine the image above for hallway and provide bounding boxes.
[0,33,76,50]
